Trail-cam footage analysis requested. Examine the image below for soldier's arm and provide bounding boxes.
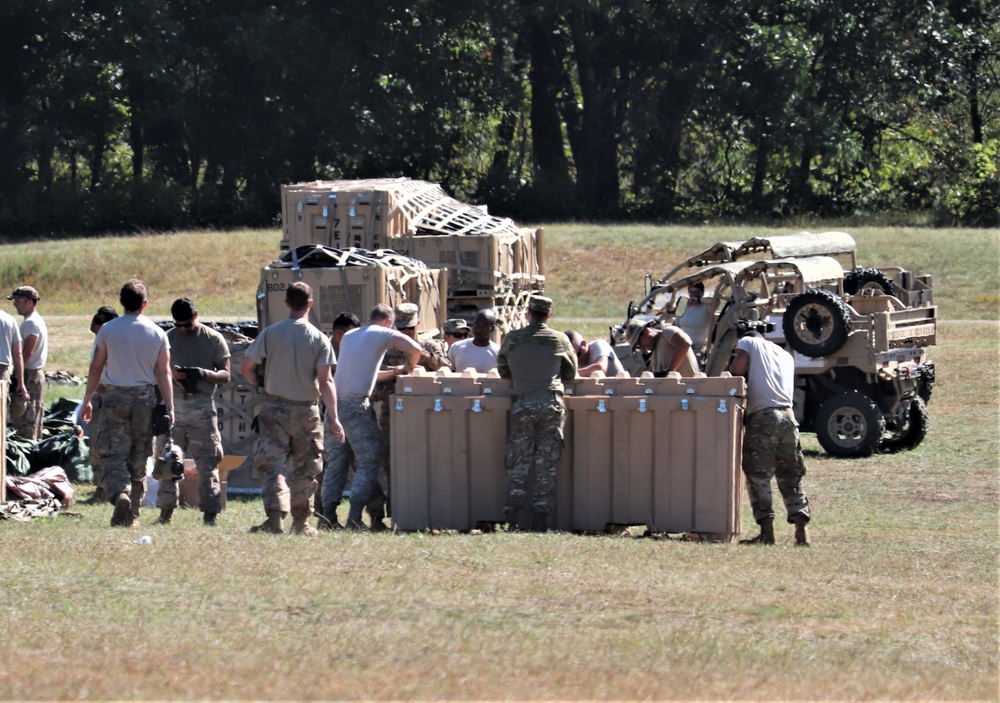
[496,339,511,379]
[316,365,344,443]
[81,343,108,424]
[421,340,451,372]
[155,346,174,427]
[10,338,27,398]
[729,349,749,377]
[240,356,260,387]
[20,333,38,369]
[391,333,423,373]
[668,329,693,372]
[559,347,578,382]
[206,357,231,385]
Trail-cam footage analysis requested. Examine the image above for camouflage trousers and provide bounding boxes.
[95,385,156,502]
[256,398,323,516]
[504,391,566,516]
[323,396,383,515]
[154,396,224,513]
[12,368,44,441]
[88,393,106,488]
[742,407,811,525]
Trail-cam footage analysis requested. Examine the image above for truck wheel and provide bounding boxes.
[782,289,852,357]
[880,396,929,453]
[844,267,894,296]
[815,391,885,457]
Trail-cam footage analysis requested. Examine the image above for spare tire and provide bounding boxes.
[880,396,929,453]
[815,391,885,458]
[845,267,894,296]
[782,289,852,357]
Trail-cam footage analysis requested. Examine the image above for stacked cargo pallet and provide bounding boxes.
[281,178,545,340]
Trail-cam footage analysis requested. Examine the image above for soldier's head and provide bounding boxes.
[171,297,199,335]
[8,286,39,317]
[393,303,419,340]
[471,308,497,344]
[564,329,587,362]
[120,279,147,314]
[331,311,360,350]
[624,318,657,353]
[285,282,312,314]
[442,318,470,346]
[90,306,118,334]
[687,281,705,303]
[527,295,553,325]
[369,303,395,328]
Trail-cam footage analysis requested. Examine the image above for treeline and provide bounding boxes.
[1,0,997,237]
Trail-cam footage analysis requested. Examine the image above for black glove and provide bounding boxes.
[179,367,205,394]
[151,404,171,435]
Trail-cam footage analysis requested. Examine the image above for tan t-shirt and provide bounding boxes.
[167,324,231,396]
[246,317,334,402]
[649,326,699,377]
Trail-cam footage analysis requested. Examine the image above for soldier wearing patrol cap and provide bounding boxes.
[496,295,577,532]
[365,302,450,530]
[441,318,471,349]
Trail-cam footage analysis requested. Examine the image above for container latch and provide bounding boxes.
[394,398,405,412]
[597,399,607,413]
[471,399,482,413]
[717,399,728,413]
[681,398,689,410]
[433,398,444,412]
[638,398,647,413]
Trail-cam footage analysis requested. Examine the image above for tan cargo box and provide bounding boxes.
[389,229,544,295]
[257,252,446,337]
[215,342,264,493]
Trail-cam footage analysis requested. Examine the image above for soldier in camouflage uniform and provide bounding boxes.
[240,282,343,536]
[81,280,174,528]
[729,331,811,546]
[497,295,577,532]
[366,302,449,529]
[81,306,118,505]
[322,304,421,531]
[153,298,231,526]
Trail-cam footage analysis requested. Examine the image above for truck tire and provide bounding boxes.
[844,267,894,296]
[782,289,852,357]
[815,391,885,457]
[880,396,929,453]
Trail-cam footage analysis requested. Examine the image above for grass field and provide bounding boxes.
[0,225,997,700]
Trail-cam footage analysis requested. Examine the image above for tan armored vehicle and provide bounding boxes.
[614,232,936,457]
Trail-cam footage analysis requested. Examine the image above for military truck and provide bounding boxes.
[613,232,936,457]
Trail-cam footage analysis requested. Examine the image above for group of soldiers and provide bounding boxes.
[59,276,809,545]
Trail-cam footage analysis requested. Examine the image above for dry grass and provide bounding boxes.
[0,226,997,700]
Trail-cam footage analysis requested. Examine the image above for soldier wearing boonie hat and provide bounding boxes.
[623,315,698,377]
[8,284,47,441]
[496,294,577,532]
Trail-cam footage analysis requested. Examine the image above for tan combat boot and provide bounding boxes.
[794,516,810,547]
[290,506,318,536]
[249,509,286,534]
[739,517,775,545]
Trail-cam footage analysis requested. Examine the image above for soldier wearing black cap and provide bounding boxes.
[8,285,47,440]
[496,295,577,531]
[153,298,232,526]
